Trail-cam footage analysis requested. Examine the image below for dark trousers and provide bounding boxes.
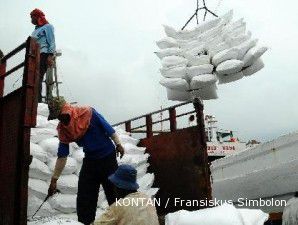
[77,152,118,225]
[38,53,49,102]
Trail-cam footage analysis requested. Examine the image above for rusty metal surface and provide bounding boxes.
[0,37,39,225]
[139,125,211,215]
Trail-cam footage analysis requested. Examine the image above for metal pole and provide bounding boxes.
[0,49,6,97]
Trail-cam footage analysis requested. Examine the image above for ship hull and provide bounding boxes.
[210,132,298,213]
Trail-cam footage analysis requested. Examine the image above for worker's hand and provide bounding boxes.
[47,55,55,68]
[116,144,125,158]
[48,177,58,197]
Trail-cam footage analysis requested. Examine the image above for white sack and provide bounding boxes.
[30,142,48,163]
[123,143,146,155]
[238,208,269,225]
[57,174,79,194]
[160,66,186,79]
[119,134,139,146]
[236,38,258,59]
[161,56,188,68]
[136,163,149,178]
[29,158,51,181]
[243,46,268,67]
[155,47,183,59]
[49,157,77,175]
[30,128,57,144]
[28,178,48,200]
[156,37,179,49]
[76,162,82,176]
[39,137,59,157]
[209,42,229,56]
[138,173,155,190]
[72,148,85,163]
[218,71,244,84]
[166,88,190,101]
[212,48,239,66]
[186,64,214,80]
[242,58,264,76]
[184,54,210,67]
[216,59,244,75]
[118,153,150,167]
[194,17,221,35]
[190,74,217,90]
[225,31,252,47]
[47,119,59,130]
[36,115,49,128]
[37,103,49,117]
[165,203,244,225]
[49,193,77,213]
[191,83,218,100]
[163,25,178,38]
[160,78,189,91]
[143,188,160,198]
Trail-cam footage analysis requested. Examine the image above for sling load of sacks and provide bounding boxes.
[156,10,268,101]
[28,103,159,219]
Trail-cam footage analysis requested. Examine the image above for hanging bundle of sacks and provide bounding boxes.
[156,10,268,101]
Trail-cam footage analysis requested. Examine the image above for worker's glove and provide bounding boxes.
[48,177,58,197]
[116,144,125,158]
[47,55,55,68]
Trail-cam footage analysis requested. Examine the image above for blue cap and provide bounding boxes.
[108,164,139,191]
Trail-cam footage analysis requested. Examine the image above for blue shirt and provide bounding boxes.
[58,108,116,159]
[31,24,56,54]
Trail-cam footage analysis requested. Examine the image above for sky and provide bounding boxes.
[0,0,297,142]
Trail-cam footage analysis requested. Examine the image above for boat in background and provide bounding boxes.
[204,115,247,161]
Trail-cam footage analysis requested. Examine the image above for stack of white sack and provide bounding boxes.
[165,203,269,225]
[28,103,159,219]
[156,10,268,101]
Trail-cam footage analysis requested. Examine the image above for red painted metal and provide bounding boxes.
[139,124,211,215]
[0,37,39,225]
[146,115,153,138]
[0,61,6,97]
[168,107,177,132]
[125,121,131,133]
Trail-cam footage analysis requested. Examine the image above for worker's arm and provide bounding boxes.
[48,142,69,196]
[45,24,56,67]
[93,109,124,157]
[94,205,118,225]
[45,24,56,54]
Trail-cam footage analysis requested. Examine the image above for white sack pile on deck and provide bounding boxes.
[27,103,159,221]
[165,203,269,225]
[156,10,268,101]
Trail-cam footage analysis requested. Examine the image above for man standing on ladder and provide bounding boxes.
[30,8,56,102]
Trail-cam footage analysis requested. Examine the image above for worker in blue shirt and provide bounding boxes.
[30,9,56,102]
[47,97,124,225]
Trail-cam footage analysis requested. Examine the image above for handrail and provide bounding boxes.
[113,100,197,138]
[113,100,192,126]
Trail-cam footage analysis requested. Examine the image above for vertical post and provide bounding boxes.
[0,50,6,97]
[169,107,177,132]
[193,98,212,201]
[125,121,131,133]
[146,114,153,138]
[18,37,40,225]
